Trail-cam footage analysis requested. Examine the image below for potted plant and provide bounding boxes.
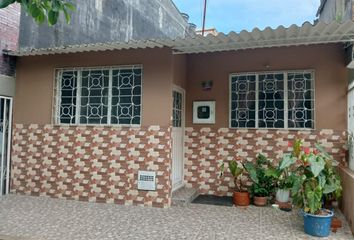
[274,171,293,203]
[244,154,276,206]
[280,139,342,237]
[265,151,297,203]
[220,158,250,206]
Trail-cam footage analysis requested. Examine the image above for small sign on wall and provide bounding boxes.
[193,101,215,124]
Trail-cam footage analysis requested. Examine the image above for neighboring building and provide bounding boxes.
[0,3,20,97]
[196,28,218,36]
[19,0,195,49]
[317,0,353,22]
[0,3,20,196]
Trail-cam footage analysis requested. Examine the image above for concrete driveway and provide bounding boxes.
[0,195,352,240]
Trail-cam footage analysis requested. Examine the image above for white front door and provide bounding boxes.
[172,87,185,191]
[0,96,12,195]
[348,84,354,171]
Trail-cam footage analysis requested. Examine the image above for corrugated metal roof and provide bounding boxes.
[9,21,354,56]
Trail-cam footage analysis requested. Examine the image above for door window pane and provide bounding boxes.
[172,91,183,127]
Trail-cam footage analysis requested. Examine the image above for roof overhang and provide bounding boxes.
[8,21,354,57]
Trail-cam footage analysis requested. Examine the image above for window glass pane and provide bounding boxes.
[229,70,314,130]
[287,71,314,129]
[59,70,77,124]
[111,66,142,125]
[57,66,142,126]
[80,70,109,124]
[172,91,183,127]
[258,73,284,128]
[230,74,256,128]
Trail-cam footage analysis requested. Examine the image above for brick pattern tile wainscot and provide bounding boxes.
[184,127,347,196]
[11,124,172,208]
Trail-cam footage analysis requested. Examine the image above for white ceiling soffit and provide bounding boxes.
[9,21,354,56]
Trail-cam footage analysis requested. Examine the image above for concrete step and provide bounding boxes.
[171,186,199,206]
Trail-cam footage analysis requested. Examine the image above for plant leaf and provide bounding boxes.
[305,184,322,214]
[244,162,258,184]
[229,161,243,178]
[308,155,325,177]
[323,182,337,194]
[279,153,296,170]
[48,9,59,25]
[291,175,304,195]
[0,0,16,8]
[265,167,279,178]
[315,143,333,160]
[63,7,71,23]
[64,2,76,11]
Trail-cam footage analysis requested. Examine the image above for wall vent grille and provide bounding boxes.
[138,171,156,191]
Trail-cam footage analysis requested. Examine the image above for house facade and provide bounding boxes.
[0,3,20,97]
[8,22,353,211]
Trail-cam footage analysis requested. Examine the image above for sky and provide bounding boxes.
[173,0,321,33]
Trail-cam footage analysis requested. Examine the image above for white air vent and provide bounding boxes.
[138,171,156,191]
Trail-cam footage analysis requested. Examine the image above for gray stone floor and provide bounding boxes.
[172,187,198,206]
[0,195,353,240]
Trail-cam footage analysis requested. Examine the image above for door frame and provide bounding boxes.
[348,82,354,171]
[172,84,185,192]
[0,95,13,195]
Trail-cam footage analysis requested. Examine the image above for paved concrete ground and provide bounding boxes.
[0,195,353,240]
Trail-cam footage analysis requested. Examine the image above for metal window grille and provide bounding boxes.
[230,70,314,129]
[55,65,142,126]
[172,91,183,127]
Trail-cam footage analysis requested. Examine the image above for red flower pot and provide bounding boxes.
[233,191,250,206]
[254,196,267,206]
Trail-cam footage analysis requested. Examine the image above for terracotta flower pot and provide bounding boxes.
[254,196,267,206]
[331,217,342,232]
[233,191,250,206]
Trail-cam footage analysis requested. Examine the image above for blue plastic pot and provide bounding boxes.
[302,209,334,237]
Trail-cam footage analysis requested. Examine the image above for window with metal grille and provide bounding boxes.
[172,91,183,127]
[230,70,314,129]
[55,65,142,126]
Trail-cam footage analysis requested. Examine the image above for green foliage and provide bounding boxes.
[244,154,276,197]
[0,0,75,25]
[273,153,297,190]
[282,140,342,215]
[220,160,245,192]
[279,153,296,170]
[229,160,243,179]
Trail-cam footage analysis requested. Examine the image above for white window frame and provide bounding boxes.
[53,65,143,127]
[229,70,316,130]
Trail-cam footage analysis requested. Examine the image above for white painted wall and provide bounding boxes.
[0,74,15,97]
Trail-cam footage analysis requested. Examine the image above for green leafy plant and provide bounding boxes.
[220,159,246,192]
[265,152,297,190]
[244,154,276,197]
[0,0,75,25]
[280,140,342,214]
